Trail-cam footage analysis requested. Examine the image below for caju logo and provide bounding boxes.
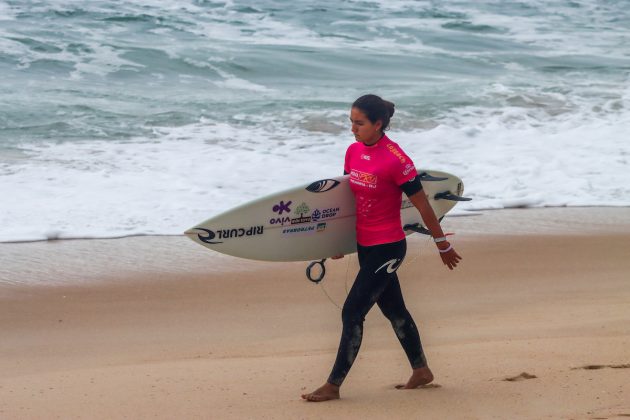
[403,164,414,176]
[291,202,312,224]
[306,179,341,193]
[360,154,371,160]
[273,200,292,215]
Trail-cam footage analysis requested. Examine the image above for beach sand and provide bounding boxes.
[1,208,629,419]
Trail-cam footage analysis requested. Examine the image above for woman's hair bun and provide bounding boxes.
[352,94,396,131]
[383,100,395,118]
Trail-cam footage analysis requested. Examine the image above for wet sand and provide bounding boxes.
[1,208,629,419]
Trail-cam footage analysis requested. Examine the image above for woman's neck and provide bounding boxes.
[363,132,384,147]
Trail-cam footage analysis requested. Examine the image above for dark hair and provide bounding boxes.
[352,94,395,131]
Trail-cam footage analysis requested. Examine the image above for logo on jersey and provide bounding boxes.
[360,154,371,161]
[350,169,377,185]
[375,258,403,274]
[403,164,414,176]
[386,143,407,164]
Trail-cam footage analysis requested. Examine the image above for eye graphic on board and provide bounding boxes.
[306,179,341,193]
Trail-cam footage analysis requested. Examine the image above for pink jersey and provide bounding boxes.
[344,134,418,246]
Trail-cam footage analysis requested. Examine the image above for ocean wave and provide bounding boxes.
[2,96,630,243]
[1,0,630,243]
[0,1,15,20]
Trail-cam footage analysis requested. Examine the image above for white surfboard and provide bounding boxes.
[185,169,468,262]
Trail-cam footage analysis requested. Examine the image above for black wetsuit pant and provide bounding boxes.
[327,239,427,386]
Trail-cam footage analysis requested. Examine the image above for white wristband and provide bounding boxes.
[434,236,447,243]
[438,245,452,254]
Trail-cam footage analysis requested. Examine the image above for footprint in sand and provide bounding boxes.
[572,363,630,370]
[394,383,442,389]
[503,372,537,382]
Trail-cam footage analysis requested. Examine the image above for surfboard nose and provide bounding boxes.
[184,226,204,241]
[184,226,223,245]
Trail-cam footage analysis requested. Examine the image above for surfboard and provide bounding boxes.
[184,169,468,262]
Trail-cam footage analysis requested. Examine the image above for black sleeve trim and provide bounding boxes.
[399,176,423,197]
[344,170,349,175]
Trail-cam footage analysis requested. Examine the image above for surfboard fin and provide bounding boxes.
[404,223,432,236]
[418,172,448,182]
[434,191,472,201]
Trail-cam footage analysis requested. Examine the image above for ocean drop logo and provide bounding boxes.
[195,228,222,244]
[306,179,340,193]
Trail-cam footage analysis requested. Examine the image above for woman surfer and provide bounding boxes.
[301,94,462,402]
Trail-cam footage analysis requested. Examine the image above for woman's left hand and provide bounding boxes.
[437,242,462,270]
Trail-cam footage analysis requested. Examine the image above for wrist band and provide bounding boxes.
[438,245,452,254]
[433,236,447,243]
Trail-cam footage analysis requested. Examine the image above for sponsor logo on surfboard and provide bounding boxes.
[282,222,326,236]
[291,202,311,224]
[282,225,315,235]
[270,216,291,225]
[272,200,292,215]
[194,226,264,244]
[270,202,324,226]
[306,179,341,193]
[311,207,340,222]
[194,228,222,244]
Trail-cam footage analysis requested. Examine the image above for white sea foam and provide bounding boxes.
[2,96,629,243]
[69,44,146,79]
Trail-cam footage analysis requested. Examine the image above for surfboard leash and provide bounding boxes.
[306,259,327,283]
[305,256,353,310]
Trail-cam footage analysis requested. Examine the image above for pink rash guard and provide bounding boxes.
[344,134,418,247]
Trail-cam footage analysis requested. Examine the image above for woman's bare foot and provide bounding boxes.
[395,366,434,389]
[301,382,340,402]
